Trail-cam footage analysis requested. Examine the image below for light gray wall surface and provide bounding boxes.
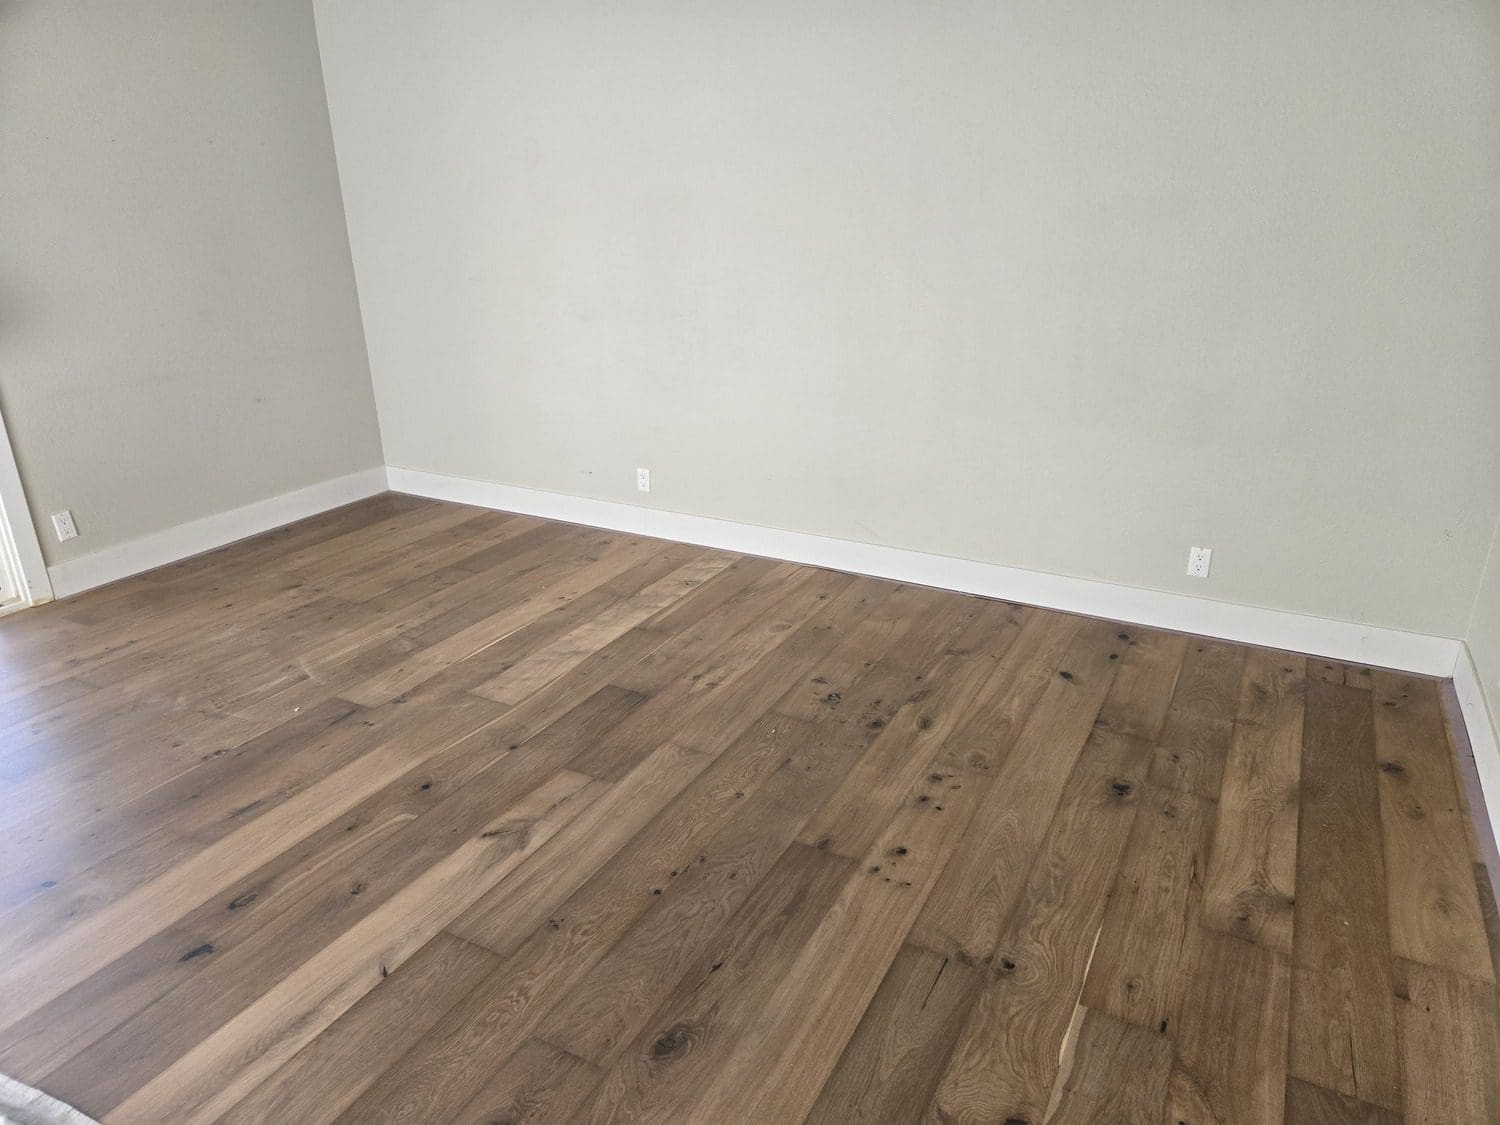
[1,0,383,565]
[314,0,1500,639]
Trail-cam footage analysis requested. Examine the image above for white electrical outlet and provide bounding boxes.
[51,510,78,542]
[636,467,651,493]
[1187,546,1212,578]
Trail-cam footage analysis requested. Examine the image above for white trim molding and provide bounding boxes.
[0,403,54,609]
[1454,643,1500,850]
[46,467,389,600]
[387,467,1462,678]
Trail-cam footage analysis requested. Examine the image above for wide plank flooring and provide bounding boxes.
[0,494,1496,1123]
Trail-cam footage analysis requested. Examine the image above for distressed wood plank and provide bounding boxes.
[1288,679,1401,1110]
[111,771,606,1124]
[926,718,1149,1121]
[806,943,980,1124]
[1201,648,1305,954]
[909,618,1127,963]
[1045,1007,1172,1124]
[1373,671,1494,980]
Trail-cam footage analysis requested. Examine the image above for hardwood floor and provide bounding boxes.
[0,493,1495,1123]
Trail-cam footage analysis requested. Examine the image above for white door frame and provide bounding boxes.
[0,402,53,610]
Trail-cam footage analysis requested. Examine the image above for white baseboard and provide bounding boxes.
[1453,643,1500,850]
[386,466,1461,678]
[46,467,389,599]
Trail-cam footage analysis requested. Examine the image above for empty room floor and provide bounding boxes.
[0,494,1496,1123]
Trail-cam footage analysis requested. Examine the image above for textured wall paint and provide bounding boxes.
[0,0,382,564]
[314,0,1500,639]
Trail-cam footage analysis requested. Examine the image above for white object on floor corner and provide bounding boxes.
[0,1072,100,1125]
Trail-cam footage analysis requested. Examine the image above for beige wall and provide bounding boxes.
[0,0,382,565]
[315,0,1500,640]
[9,1,1494,641]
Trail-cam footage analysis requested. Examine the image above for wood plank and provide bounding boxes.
[805,943,980,1123]
[1079,784,1213,1036]
[926,717,1149,1121]
[219,932,502,1125]
[1283,1077,1401,1124]
[0,549,546,811]
[532,618,919,1069]
[1476,861,1500,991]
[1394,958,1500,1123]
[564,569,862,780]
[446,740,715,957]
[1044,1007,1172,1124]
[0,692,516,1082]
[0,692,508,1034]
[1373,671,1494,980]
[43,495,425,630]
[1148,638,1245,799]
[1160,651,1299,1119]
[3,646,494,858]
[574,844,855,1124]
[333,730,820,1122]
[347,520,598,621]
[579,561,810,698]
[793,602,1021,862]
[268,498,488,578]
[33,686,649,1112]
[910,617,1127,963]
[1289,679,1402,1110]
[3,516,562,736]
[560,598,996,1111]
[109,770,606,1124]
[1164,927,1292,1124]
[671,735,988,1123]
[339,537,665,706]
[335,512,541,602]
[398,546,702,702]
[1200,648,1305,954]
[770,582,988,727]
[630,555,783,638]
[1093,626,1187,740]
[905,608,1079,788]
[448,1039,602,1125]
[471,554,734,704]
[0,695,365,914]
[533,771,814,1064]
